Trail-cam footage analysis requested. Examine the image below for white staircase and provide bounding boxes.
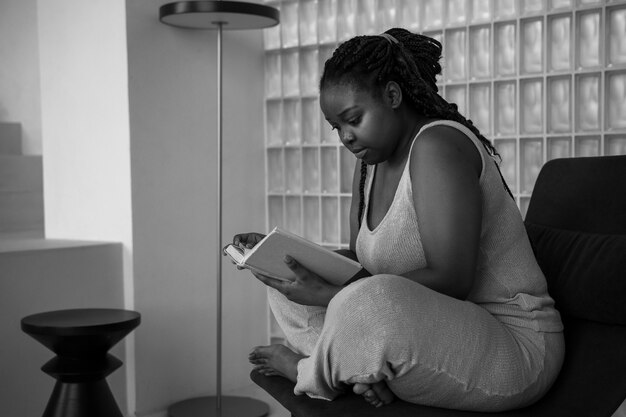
[0,122,127,416]
[0,122,44,238]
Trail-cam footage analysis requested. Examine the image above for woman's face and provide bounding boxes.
[320,82,403,165]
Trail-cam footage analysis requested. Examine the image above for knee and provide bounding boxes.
[327,274,409,320]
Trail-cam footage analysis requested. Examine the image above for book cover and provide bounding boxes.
[224,227,363,285]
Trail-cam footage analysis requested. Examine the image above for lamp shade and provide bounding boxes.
[159,1,280,30]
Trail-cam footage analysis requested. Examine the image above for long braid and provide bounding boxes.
[357,160,368,226]
[320,28,515,219]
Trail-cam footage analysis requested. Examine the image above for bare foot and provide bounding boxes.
[249,344,305,383]
[353,381,395,407]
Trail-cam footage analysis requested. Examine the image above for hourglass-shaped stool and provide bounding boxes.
[21,308,141,417]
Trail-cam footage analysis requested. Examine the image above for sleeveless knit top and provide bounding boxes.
[355,120,563,332]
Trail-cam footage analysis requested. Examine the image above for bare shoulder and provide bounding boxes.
[411,124,482,177]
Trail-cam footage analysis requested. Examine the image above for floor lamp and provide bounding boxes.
[159,2,279,416]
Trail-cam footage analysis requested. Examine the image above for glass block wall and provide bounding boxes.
[262,0,626,342]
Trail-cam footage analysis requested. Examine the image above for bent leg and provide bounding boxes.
[294,275,557,411]
[267,287,326,356]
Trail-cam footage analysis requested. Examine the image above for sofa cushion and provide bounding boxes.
[525,223,626,325]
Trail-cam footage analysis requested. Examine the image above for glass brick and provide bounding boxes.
[281,1,299,48]
[575,73,601,131]
[578,0,602,5]
[606,71,626,130]
[340,147,357,193]
[318,0,337,44]
[550,0,573,10]
[495,22,517,77]
[608,7,626,66]
[470,26,492,79]
[521,0,545,15]
[495,81,517,136]
[299,0,318,46]
[547,136,572,159]
[266,100,283,146]
[448,0,468,26]
[445,85,468,117]
[471,0,492,23]
[285,196,302,234]
[267,149,284,193]
[495,0,517,19]
[494,139,518,194]
[423,0,444,30]
[606,135,626,156]
[303,196,321,242]
[321,147,339,193]
[469,83,492,135]
[285,148,302,194]
[322,197,339,244]
[302,98,321,145]
[575,135,601,156]
[300,49,319,96]
[283,100,301,145]
[318,45,335,86]
[264,3,281,50]
[521,78,544,134]
[357,0,378,35]
[282,50,300,97]
[399,0,422,31]
[340,197,352,246]
[519,197,531,219]
[378,0,398,32]
[303,148,321,193]
[265,52,281,98]
[577,11,601,68]
[520,138,544,194]
[521,18,544,74]
[337,0,357,41]
[547,76,572,133]
[548,14,572,71]
[268,196,284,230]
[445,29,467,81]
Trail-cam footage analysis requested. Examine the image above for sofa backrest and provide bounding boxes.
[524,156,626,325]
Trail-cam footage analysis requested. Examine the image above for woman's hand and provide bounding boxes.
[232,232,266,249]
[252,256,342,307]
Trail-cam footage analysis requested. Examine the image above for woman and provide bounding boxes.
[237,28,564,412]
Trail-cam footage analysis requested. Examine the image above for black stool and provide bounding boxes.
[21,308,141,417]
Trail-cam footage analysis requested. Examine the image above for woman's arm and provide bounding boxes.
[403,126,483,300]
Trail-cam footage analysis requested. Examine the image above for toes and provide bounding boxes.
[352,383,371,395]
[371,381,395,405]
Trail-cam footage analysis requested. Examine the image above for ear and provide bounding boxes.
[383,81,403,109]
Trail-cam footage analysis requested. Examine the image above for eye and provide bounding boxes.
[348,116,361,126]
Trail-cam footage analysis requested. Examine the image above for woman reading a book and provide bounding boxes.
[237,28,565,411]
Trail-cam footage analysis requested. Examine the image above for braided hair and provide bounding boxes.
[319,28,514,226]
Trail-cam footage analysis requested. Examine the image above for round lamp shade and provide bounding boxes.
[159,1,280,30]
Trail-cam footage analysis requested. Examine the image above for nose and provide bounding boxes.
[340,129,355,145]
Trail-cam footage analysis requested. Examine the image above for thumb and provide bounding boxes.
[283,255,306,279]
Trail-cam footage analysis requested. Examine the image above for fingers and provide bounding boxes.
[251,270,289,292]
[233,233,266,249]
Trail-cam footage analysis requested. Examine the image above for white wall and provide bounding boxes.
[126,1,268,415]
[0,0,42,155]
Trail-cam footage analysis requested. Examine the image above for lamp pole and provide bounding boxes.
[160,2,279,416]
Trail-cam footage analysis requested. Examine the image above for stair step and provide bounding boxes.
[0,123,22,155]
[0,155,43,191]
[0,191,44,233]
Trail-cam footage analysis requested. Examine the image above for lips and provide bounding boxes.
[353,148,368,159]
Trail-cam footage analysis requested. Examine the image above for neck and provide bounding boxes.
[386,109,430,168]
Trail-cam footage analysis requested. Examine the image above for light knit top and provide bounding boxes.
[355,120,563,332]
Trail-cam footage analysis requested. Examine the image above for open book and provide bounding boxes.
[224,227,364,285]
